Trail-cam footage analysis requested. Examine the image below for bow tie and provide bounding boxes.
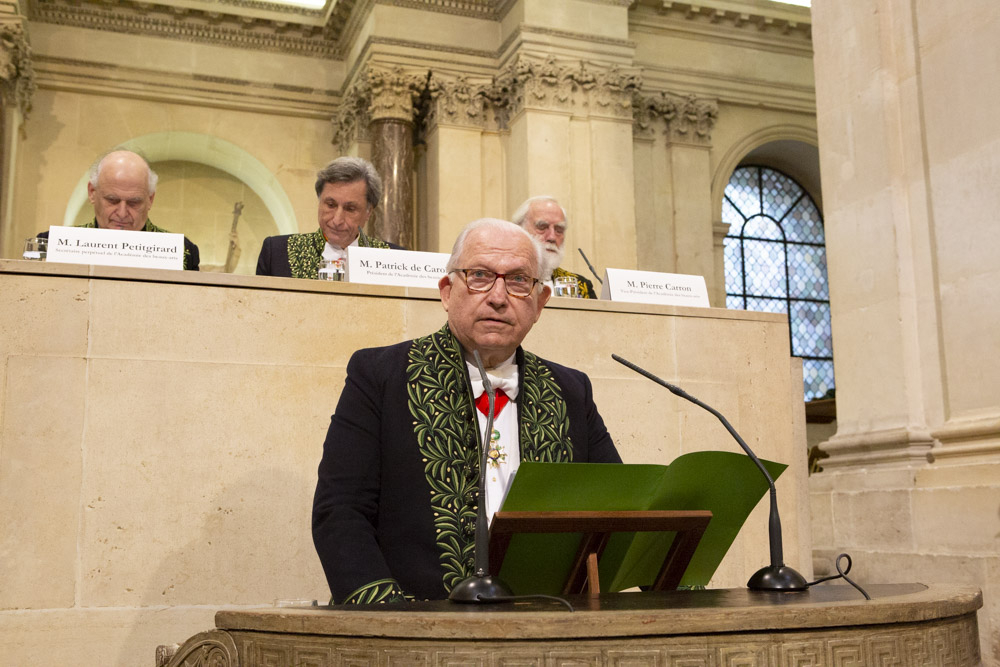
[467,359,519,403]
[475,389,509,416]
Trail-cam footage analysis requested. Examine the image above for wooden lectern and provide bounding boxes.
[489,510,712,595]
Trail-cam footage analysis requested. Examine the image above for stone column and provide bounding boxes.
[420,73,497,253]
[370,118,413,248]
[366,67,425,249]
[814,0,1000,466]
[0,12,34,258]
[498,55,642,275]
[332,65,424,248]
[633,92,719,302]
[810,0,1000,658]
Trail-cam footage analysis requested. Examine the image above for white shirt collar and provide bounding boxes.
[465,352,519,401]
[322,235,360,260]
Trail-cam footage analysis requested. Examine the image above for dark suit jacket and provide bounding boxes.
[256,232,405,278]
[312,326,621,604]
[37,227,200,271]
[255,234,298,278]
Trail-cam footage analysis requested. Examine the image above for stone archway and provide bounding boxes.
[61,132,297,236]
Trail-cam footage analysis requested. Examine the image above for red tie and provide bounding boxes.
[475,389,509,417]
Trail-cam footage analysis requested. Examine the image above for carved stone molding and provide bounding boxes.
[632,0,812,43]
[27,0,356,58]
[633,90,717,144]
[331,65,427,152]
[33,55,336,119]
[490,55,641,125]
[424,72,495,131]
[0,20,35,118]
[162,630,239,667]
[383,0,499,20]
[391,0,631,20]
[169,610,981,667]
[928,414,1000,462]
[421,58,641,135]
[331,77,372,153]
[820,426,936,468]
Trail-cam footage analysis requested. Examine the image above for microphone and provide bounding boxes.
[611,354,807,592]
[448,350,515,603]
[577,248,603,284]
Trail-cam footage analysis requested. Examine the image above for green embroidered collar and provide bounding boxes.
[286,228,391,279]
[405,324,573,595]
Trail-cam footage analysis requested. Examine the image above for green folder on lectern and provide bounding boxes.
[495,451,787,595]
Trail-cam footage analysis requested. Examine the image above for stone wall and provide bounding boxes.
[0,263,811,666]
[810,0,1000,662]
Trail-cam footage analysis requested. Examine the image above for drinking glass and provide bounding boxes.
[553,275,580,298]
[22,237,47,261]
[318,258,345,281]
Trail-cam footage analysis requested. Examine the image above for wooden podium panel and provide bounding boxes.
[159,584,982,667]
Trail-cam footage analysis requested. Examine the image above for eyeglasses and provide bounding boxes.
[452,269,540,298]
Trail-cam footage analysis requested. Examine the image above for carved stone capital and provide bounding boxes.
[331,73,372,153]
[331,98,371,153]
[633,90,717,144]
[424,73,495,131]
[332,65,426,152]
[489,55,641,124]
[0,20,35,118]
[366,65,427,123]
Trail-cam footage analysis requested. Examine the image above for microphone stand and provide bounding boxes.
[448,351,515,603]
[577,248,603,284]
[612,354,807,592]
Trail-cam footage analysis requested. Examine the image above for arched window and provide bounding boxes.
[723,165,833,401]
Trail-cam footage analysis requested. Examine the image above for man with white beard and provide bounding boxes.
[511,196,597,299]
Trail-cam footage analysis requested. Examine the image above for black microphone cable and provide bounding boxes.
[805,553,871,600]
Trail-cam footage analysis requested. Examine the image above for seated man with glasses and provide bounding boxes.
[312,218,621,604]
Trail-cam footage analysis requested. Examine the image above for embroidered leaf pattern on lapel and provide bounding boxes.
[286,229,326,279]
[519,351,574,463]
[359,229,391,249]
[406,326,479,591]
[343,578,407,604]
[406,326,576,594]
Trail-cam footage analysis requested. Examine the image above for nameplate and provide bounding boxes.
[346,246,448,289]
[46,226,184,270]
[600,268,710,307]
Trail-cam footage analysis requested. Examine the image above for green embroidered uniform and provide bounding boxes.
[313,325,621,604]
[287,228,391,279]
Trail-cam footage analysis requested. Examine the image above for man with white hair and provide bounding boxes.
[511,195,596,298]
[37,149,200,270]
[312,219,621,604]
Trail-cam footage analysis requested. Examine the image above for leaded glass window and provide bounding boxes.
[723,165,834,401]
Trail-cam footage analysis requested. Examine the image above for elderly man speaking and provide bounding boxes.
[312,219,621,604]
